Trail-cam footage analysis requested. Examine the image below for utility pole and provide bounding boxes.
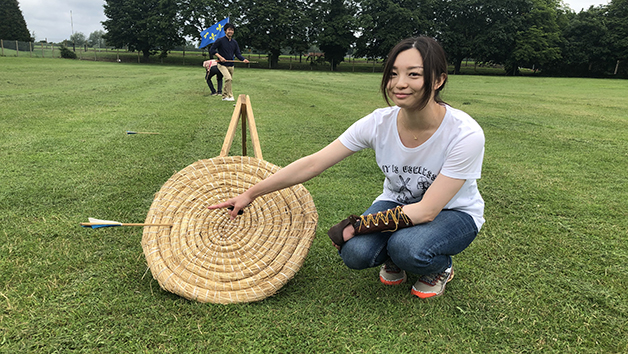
[70,10,75,52]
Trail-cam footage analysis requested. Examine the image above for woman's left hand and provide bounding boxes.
[332,224,355,251]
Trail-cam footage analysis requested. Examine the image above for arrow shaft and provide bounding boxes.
[80,222,172,227]
[127,131,160,134]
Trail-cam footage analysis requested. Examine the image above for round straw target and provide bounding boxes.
[141,156,318,304]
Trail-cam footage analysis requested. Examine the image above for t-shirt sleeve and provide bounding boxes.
[440,128,485,180]
[338,113,375,152]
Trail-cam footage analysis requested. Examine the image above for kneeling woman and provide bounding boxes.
[209,36,485,299]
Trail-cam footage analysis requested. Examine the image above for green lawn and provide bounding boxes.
[0,56,626,353]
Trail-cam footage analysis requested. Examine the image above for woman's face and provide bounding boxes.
[387,48,428,109]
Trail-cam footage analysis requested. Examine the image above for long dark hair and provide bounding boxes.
[380,37,448,110]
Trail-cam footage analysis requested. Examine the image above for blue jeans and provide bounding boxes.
[340,200,478,275]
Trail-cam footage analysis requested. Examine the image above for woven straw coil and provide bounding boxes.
[141,156,318,304]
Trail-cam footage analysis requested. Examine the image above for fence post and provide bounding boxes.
[1,39,3,56]
[16,41,19,57]
[614,60,620,75]
[41,42,44,57]
[29,41,32,57]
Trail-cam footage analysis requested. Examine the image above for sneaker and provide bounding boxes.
[379,260,407,285]
[210,92,219,96]
[411,266,454,299]
[222,97,235,101]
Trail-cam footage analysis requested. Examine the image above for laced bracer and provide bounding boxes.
[328,206,414,247]
[353,206,413,235]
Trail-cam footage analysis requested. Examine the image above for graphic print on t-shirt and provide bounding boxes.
[396,176,416,203]
[382,164,437,204]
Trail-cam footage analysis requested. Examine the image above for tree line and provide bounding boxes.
[3,0,625,76]
[102,0,627,76]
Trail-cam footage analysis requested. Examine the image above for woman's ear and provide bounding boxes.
[433,73,447,91]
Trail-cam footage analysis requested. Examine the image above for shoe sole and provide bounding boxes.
[411,269,454,299]
[379,273,407,286]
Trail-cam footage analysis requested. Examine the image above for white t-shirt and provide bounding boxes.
[339,105,485,230]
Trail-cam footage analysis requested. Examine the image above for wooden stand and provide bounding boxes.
[219,94,263,160]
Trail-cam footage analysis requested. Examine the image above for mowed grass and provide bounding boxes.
[0,56,627,353]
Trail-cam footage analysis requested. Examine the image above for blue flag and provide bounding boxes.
[199,17,229,49]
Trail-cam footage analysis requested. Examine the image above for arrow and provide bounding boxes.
[81,217,172,229]
[126,131,160,135]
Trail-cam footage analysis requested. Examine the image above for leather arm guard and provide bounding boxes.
[353,206,414,235]
[328,206,413,247]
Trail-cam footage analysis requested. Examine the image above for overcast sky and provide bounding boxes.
[18,0,611,43]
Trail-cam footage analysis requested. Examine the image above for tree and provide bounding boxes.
[286,2,315,60]
[606,0,628,73]
[561,6,612,75]
[88,30,107,48]
[354,0,433,60]
[103,0,184,61]
[70,32,87,47]
[236,0,311,68]
[0,0,31,41]
[509,0,566,74]
[178,0,235,46]
[477,0,531,68]
[317,0,357,70]
[434,0,488,74]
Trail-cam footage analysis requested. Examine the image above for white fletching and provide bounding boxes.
[88,217,123,226]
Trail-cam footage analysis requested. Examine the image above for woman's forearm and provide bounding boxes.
[246,140,353,200]
[209,140,354,218]
[244,155,324,199]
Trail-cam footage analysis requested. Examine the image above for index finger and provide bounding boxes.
[207,201,232,210]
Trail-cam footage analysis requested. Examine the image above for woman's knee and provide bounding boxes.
[340,237,387,270]
[387,237,427,267]
[342,252,372,270]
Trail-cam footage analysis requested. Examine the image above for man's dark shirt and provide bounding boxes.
[209,37,245,67]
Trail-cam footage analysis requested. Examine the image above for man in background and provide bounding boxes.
[209,23,249,101]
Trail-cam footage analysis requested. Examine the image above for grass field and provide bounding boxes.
[0,56,627,353]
